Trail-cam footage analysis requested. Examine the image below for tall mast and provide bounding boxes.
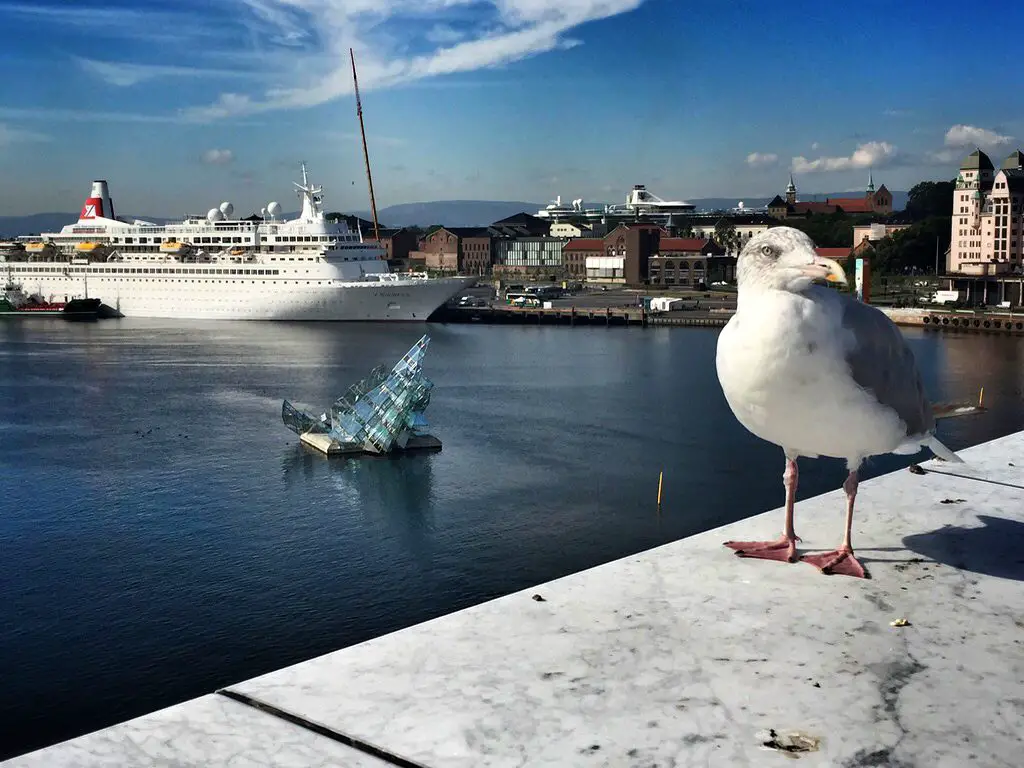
[349,48,380,241]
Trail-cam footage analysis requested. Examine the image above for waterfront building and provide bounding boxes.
[947,148,1024,276]
[492,236,566,276]
[767,173,892,219]
[851,220,912,252]
[413,227,493,275]
[648,238,726,287]
[940,147,1024,306]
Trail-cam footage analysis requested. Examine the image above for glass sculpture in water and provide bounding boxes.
[282,334,435,454]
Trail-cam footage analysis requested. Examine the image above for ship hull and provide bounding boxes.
[2,272,477,321]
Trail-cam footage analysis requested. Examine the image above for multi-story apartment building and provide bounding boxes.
[948,148,1024,275]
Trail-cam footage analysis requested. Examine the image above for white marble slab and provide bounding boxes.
[3,694,393,767]
[224,431,1024,768]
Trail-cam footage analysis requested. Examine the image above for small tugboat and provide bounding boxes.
[0,278,101,321]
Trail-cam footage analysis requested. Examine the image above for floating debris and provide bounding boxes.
[890,617,911,627]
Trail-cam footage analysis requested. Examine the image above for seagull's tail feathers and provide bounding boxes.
[932,401,987,420]
[928,435,965,464]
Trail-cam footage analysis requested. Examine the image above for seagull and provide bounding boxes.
[715,227,963,579]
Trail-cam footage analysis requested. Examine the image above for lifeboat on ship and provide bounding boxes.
[75,241,110,262]
[0,240,26,260]
[160,240,192,255]
[24,241,57,260]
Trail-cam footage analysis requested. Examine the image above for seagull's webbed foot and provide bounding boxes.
[801,546,868,579]
[723,535,800,563]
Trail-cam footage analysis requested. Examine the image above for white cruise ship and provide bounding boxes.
[536,184,696,222]
[1,165,477,321]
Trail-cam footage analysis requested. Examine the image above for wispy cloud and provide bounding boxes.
[926,148,963,166]
[0,123,49,147]
[944,124,1013,149]
[883,108,912,117]
[0,106,265,126]
[201,149,235,165]
[745,152,778,168]
[2,2,229,44]
[183,0,647,120]
[425,23,467,45]
[791,141,898,173]
[75,57,257,87]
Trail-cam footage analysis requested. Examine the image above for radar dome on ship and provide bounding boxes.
[207,207,225,222]
[219,201,234,217]
[260,207,267,218]
[267,201,282,218]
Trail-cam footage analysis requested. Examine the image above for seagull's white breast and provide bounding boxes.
[716,289,910,462]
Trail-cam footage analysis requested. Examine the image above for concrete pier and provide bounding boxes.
[6,431,1023,767]
[882,307,1024,335]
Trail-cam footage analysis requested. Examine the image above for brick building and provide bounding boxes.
[413,227,492,274]
[768,173,892,219]
[374,227,419,268]
[571,223,660,285]
[648,238,726,287]
[562,238,603,277]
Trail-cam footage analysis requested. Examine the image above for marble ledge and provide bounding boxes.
[225,431,1024,768]
[6,430,1024,768]
[2,693,394,768]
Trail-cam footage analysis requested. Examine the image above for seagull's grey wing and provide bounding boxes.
[838,295,934,438]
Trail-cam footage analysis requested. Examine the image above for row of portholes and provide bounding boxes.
[923,315,1024,331]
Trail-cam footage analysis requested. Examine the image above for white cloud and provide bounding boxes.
[3,3,227,44]
[182,0,647,120]
[0,123,49,147]
[810,142,819,150]
[75,57,256,87]
[425,24,466,45]
[791,141,898,173]
[745,152,778,167]
[927,148,962,165]
[0,106,267,126]
[944,124,1013,149]
[202,149,235,165]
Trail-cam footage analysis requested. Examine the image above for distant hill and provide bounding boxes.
[0,212,174,237]
[369,200,543,228]
[0,191,910,236]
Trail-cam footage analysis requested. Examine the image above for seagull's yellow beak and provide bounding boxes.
[801,256,848,286]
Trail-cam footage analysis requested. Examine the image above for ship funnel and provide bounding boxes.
[81,179,115,221]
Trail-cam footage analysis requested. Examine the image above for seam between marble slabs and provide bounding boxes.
[908,464,1024,491]
[216,688,433,768]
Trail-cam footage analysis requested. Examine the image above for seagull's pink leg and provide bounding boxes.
[801,470,868,579]
[724,457,800,563]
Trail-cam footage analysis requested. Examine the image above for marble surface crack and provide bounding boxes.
[216,689,432,768]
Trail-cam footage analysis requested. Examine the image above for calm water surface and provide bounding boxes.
[1,319,1022,757]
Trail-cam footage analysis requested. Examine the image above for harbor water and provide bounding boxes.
[1,319,1022,759]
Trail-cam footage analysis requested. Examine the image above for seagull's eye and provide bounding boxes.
[760,245,775,258]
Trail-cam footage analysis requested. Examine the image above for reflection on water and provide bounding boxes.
[281,445,437,539]
[1,318,1023,760]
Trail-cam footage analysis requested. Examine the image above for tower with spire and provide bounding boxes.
[867,170,875,194]
[785,174,797,205]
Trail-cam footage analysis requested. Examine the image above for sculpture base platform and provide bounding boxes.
[298,431,442,457]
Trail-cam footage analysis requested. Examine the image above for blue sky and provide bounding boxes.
[1,0,1023,216]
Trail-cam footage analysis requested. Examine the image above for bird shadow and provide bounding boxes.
[901,515,1024,582]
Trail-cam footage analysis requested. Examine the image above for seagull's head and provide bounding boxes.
[736,227,848,293]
